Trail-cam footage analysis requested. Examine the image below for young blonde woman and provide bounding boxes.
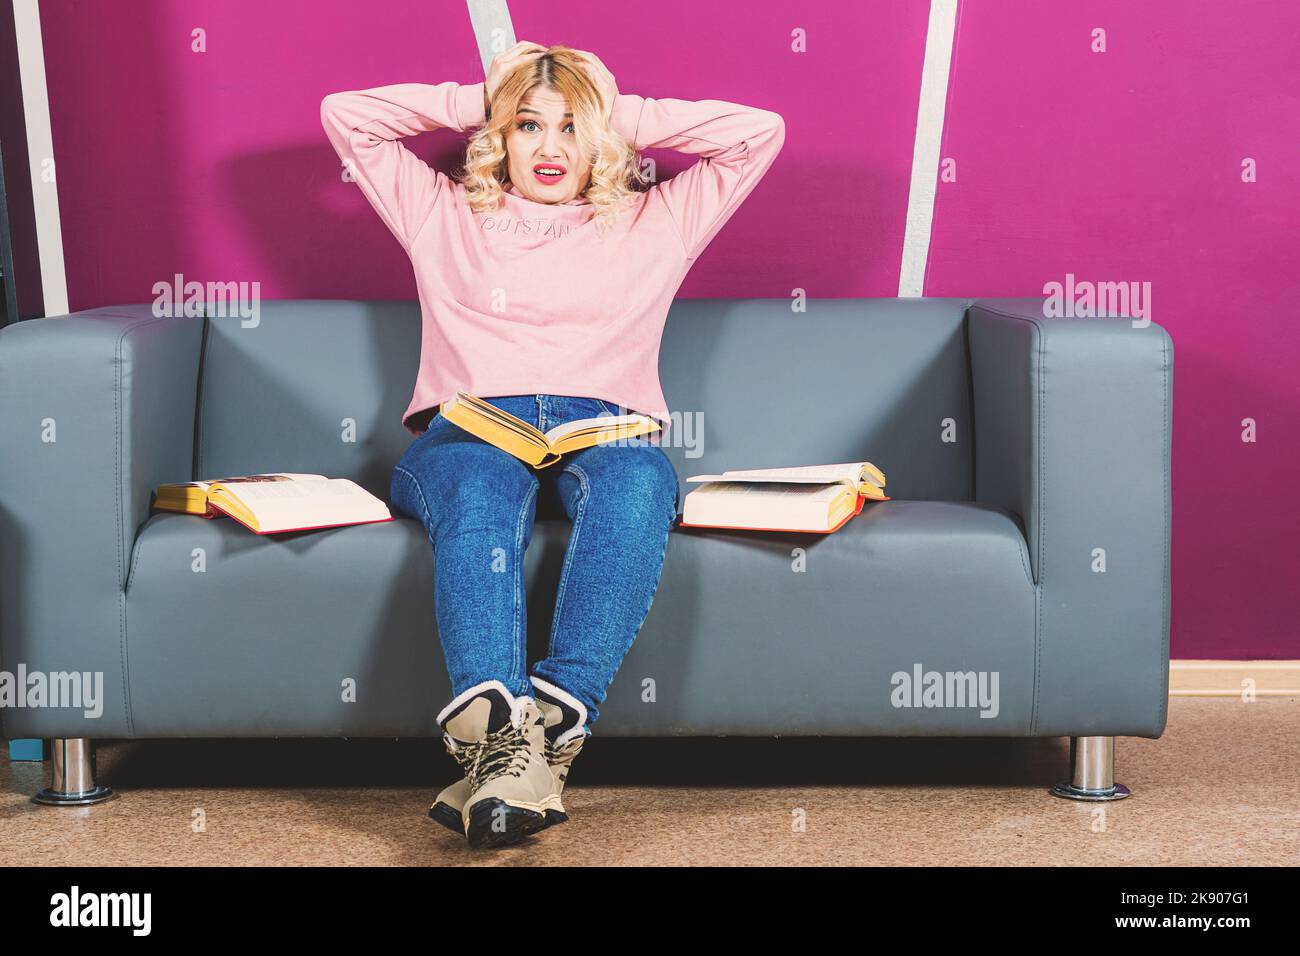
[321,42,784,848]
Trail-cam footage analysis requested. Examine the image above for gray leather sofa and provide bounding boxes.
[0,297,1172,804]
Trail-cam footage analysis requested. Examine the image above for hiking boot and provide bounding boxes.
[531,676,588,821]
[431,680,562,848]
[428,675,588,834]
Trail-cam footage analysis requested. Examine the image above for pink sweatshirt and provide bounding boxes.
[320,80,785,437]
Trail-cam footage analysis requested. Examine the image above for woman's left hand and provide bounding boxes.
[571,49,619,122]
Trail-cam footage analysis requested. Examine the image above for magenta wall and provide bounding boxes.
[925,1,1300,661]
[39,0,1299,659]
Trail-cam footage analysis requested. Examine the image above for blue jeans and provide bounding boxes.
[390,394,679,734]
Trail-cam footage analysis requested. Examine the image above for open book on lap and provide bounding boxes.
[679,461,889,534]
[438,392,662,468]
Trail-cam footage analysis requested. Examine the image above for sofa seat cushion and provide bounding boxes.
[123,499,1035,737]
[611,499,1038,735]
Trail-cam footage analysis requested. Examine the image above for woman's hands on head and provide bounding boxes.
[484,41,547,112]
[570,49,619,122]
[481,43,619,124]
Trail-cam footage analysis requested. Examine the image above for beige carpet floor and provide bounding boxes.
[1,697,1295,866]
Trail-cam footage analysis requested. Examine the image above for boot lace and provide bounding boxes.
[456,722,532,790]
[544,735,585,779]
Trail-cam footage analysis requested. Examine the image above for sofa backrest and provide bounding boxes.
[195,297,976,506]
[658,297,975,502]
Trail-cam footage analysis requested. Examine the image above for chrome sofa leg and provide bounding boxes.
[1050,735,1131,801]
[32,738,116,806]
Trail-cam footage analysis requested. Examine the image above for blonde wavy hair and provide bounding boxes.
[456,45,650,233]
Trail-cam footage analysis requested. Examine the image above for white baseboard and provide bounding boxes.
[1170,660,1300,697]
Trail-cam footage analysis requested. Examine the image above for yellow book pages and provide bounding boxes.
[827,484,858,525]
[153,494,210,516]
[440,393,662,468]
[440,394,558,467]
[207,485,260,531]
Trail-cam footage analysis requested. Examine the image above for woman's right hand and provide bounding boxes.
[485,41,548,111]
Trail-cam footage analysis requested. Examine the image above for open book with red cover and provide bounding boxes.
[678,461,888,534]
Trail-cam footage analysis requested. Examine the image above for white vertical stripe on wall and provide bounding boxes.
[13,0,67,316]
[898,0,958,298]
[465,0,516,71]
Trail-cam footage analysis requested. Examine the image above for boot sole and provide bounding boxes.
[428,801,466,834]
[431,800,569,836]
[464,798,548,848]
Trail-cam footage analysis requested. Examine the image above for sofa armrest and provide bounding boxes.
[0,305,204,738]
[967,298,1173,738]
